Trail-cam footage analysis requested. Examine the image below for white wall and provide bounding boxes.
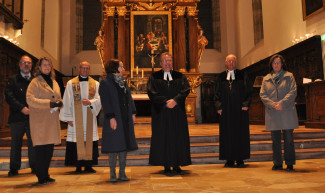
[237,0,254,58]
[60,0,102,77]
[44,0,59,61]
[17,0,60,70]
[199,0,238,74]
[237,0,325,72]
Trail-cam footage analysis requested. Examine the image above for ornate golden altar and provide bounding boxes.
[98,0,204,123]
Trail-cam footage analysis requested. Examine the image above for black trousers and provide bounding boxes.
[271,129,296,166]
[9,121,36,171]
[65,141,99,166]
[34,144,54,182]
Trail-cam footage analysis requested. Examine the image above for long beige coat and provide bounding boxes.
[260,71,299,131]
[26,75,61,146]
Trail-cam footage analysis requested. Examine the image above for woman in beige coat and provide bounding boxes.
[260,54,298,172]
[26,57,62,185]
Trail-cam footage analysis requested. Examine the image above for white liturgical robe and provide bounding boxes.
[60,79,101,142]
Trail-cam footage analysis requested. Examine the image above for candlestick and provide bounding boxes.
[142,70,144,78]
[131,69,133,78]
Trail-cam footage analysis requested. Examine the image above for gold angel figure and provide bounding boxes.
[94,30,105,70]
[198,28,208,67]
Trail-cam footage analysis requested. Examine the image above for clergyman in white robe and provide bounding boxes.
[60,76,101,173]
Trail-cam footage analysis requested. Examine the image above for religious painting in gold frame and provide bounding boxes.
[130,11,172,72]
[302,0,325,20]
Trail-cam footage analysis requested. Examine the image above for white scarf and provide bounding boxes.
[226,70,235,80]
[164,72,173,81]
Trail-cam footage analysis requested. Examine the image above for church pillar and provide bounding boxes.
[187,6,199,73]
[117,6,127,69]
[175,6,186,72]
[103,5,115,65]
[124,13,130,72]
[172,13,179,71]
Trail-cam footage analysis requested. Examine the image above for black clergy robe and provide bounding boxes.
[147,70,191,166]
[215,69,252,161]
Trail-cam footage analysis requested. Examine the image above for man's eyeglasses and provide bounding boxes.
[21,61,31,65]
[80,67,90,70]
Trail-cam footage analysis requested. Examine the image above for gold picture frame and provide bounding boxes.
[302,0,325,20]
[130,11,172,72]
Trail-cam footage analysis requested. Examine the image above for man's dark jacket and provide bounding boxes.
[5,73,32,123]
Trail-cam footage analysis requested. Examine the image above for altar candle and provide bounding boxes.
[136,66,138,74]
[142,70,144,78]
[131,69,133,78]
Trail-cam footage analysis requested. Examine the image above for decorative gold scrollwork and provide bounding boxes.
[104,5,116,17]
[187,6,197,16]
[117,6,127,16]
[187,75,202,94]
[175,6,186,17]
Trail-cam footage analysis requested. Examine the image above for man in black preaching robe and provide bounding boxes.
[215,54,252,168]
[147,52,191,175]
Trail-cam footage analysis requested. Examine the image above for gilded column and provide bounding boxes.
[124,13,130,72]
[175,6,186,72]
[117,6,127,67]
[187,6,199,73]
[103,5,115,65]
[172,13,179,71]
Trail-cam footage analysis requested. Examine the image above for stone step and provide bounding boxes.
[1,146,325,170]
[1,138,325,158]
[7,148,325,168]
[1,131,325,146]
[0,138,324,157]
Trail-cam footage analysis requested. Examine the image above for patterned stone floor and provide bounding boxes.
[1,158,325,192]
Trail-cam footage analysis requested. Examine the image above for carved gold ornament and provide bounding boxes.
[187,6,197,16]
[186,103,192,113]
[175,6,186,17]
[104,5,116,17]
[187,75,202,94]
[117,6,127,16]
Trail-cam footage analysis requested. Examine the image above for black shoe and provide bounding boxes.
[46,177,56,183]
[272,165,283,170]
[173,166,184,175]
[163,166,172,176]
[164,168,171,173]
[84,166,96,173]
[36,180,47,185]
[224,161,235,168]
[236,161,246,168]
[75,166,82,174]
[8,170,18,177]
[286,165,294,171]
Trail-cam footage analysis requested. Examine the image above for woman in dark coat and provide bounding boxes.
[260,54,298,171]
[99,59,138,182]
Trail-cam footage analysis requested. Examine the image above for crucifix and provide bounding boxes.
[228,79,233,90]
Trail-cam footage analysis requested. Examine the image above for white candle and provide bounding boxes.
[131,70,133,78]
[136,66,138,75]
[142,70,144,78]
